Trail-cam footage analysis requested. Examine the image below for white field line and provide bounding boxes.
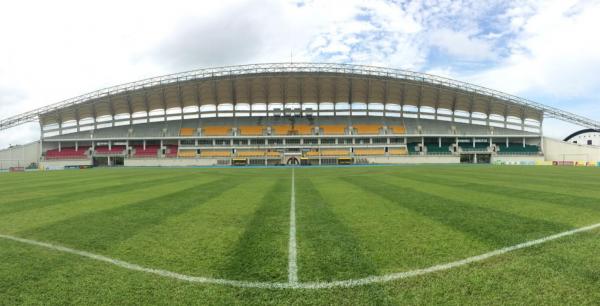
[1,223,598,289]
[288,167,298,284]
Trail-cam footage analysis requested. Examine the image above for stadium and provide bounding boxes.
[1,63,600,304]
[1,62,599,169]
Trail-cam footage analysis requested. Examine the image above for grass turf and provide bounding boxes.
[0,165,599,304]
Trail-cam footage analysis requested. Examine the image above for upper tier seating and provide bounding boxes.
[320,125,346,135]
[271,125,290,135]
[272,125,315,135]
[178,150,196,158]
[133,145,160,158]
[45,147,89,160]
[179,128,196,136]
[239,126,264,136]
[200,150,231,158]
[354,125,381,135]
[354,148,385,156]
[389,148,408,155]
[202,126,231,136]
[293,125,314,135]
[94,146,125,155]
[389,125,406,134]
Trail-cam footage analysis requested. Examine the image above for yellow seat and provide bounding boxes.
[320,149,350,156]
[272,125,291,135]
[265,151,281,158]
[237,151,265,157]
[203,126,231,136]
[354,148,385,156]
[177,150,196,158]
[389,125,406,134]
[320,125,346,135]
[389,148,408,155]
[354,125,381,135]
[292,125,314,135]
[239,126,263,136]
[200,150,231,158]
[304,151,321,157]
[179,128,196,136]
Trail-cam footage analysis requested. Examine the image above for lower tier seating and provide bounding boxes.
[200,150,231,158]
[497,144,540,154]
[320,149,350,156]
[95,146,125,154]
[133,145,160,158]
[178,150,196,158]
[45,147,89,159]
[354,148,385,156]
[389,148,408,155]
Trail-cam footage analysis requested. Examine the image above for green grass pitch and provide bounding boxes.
[1,165,599,304]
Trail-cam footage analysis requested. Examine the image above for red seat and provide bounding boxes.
[45,147,89,159]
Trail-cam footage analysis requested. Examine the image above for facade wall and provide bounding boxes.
[365,155,460,164]
[0,141,41,169]
[543,137,600,162]
[125,158,220,167]
[39,159,93,169]
[568,132,600,146]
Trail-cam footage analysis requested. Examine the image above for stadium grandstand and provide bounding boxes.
[1,62,600,169]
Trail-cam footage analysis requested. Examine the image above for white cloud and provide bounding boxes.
[468,0,600,100]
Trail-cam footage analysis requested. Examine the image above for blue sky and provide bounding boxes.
[1,0,599,148]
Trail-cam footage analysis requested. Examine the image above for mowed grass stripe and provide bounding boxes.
[307,174,492,273]
[0,172,206,215]
[217,176,290,282]
[343,176,570,247]
[414,172,600,215]
[0,174,223,234]
[429,167,600,197]
[19,176,238,253]
[295,175,380,281]
[387,174,600,227]
[113,176,279,277]
[0,169,149,193]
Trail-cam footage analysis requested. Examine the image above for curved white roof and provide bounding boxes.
[1,63,598,130]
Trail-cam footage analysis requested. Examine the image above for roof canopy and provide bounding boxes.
[1,63,598,130]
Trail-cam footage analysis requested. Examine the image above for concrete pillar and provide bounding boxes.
[143,140,146,150]
[523,137,526,148]
[438,137,442,148]
[58,142,61,152]
[108,141,112,150]
[506,137,509,147]
[75,141,78,151]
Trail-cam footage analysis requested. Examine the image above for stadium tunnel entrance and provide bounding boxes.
[460,154,491,164]
[93,156,124,167]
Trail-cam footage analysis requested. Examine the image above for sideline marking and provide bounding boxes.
[288,167,298,284]
[1,223,599,289]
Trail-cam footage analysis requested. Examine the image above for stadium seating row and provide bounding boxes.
[178,124,408,136]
